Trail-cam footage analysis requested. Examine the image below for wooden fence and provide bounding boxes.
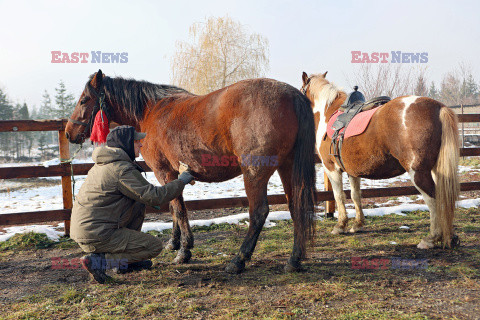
[1,115,480,235]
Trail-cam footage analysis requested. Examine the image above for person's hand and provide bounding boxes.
[178,171,195,185]
[178,161,195,185]
[179,162,190,175]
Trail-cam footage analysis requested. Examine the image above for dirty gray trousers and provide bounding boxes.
[77,203,163,265]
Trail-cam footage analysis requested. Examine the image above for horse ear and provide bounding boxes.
[323,71,328,78]
[91,69,103,89]
[302,72,309,85]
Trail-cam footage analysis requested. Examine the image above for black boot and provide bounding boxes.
[81,253,112,284]
[115,260,153,274]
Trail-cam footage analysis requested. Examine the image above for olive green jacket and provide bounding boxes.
[70,146,185,243]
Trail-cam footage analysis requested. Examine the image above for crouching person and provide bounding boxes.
[70,125,194,284]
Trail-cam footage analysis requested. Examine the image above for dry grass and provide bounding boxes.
[0,207,479,319]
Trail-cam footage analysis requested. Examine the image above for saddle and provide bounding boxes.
[330,86,391,171]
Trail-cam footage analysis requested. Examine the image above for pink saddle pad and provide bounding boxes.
[326,107,380,139]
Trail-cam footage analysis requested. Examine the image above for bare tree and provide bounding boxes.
[440,72,463,106]
[439,63,479,106]
[348,62,479,106]
[171,16,269,94]
[414,73,428,96]
[346,64,430,99]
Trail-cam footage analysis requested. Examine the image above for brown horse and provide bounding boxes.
[301,72,460,249]
[66,70,317,273]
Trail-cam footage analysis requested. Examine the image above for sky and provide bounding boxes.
[0,0,479,110]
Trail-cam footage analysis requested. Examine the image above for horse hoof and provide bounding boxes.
[331,226,345,235]
[164,239,180,251]
[417,239,434,249]
[284,262,304,273]
[225,259,245,274]
[451,234,461,248]
[173,249,192,264]
[349,225,363,233]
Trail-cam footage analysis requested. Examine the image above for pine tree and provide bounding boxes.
[38,90,53,119]
[0,88,14,158]
[53,80,76,119]
[17,103,29,120]
[0,88,13,120]
[428,82,438,100]
[464,74,479,103]
[11,103,23,158]
[17,103,34,157]
[29,107,38,119]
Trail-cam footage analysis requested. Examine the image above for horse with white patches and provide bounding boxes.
[301,72,460,249]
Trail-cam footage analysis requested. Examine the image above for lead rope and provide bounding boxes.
[60,143,84,201]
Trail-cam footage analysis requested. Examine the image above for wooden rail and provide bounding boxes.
[2,145,479,179]
[0,120,72,233]
[1,116,480,230]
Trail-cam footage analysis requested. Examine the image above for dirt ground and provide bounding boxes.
[1,169,480,319]
[1,202,480,319]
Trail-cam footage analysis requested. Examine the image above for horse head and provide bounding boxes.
[301,71,346,131]
[66,69,120,144]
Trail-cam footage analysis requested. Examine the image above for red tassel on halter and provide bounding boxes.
[90,110,110,144]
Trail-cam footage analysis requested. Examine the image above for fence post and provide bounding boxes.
[324,172,335,218]
[58,126,72,236]
[461,104,465,150]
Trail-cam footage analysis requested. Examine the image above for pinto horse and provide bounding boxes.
[301,72,460,249]
[66,70,317,273]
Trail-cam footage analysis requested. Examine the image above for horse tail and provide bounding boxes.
[292,93,317,256]
[435,106,460,248]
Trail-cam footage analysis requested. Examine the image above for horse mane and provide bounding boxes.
[85,74,191,122]
[308,74,345,113]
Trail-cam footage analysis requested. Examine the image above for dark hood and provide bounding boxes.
[106,125,135,161]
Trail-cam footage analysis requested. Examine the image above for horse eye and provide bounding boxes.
[81,97,89,104]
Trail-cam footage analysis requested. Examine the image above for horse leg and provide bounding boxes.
[170,194,194,264]
[153,170,193,261]
[324,167,349,234]
[225,168,274,274]
[348,175,365,233]
[164,214,181,251]
[153,171,181,251]
[276,159,305,272]
[408,170,441,249]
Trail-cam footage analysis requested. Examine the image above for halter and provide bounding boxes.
[68,87,108,139]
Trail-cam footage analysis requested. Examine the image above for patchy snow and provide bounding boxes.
[41,158,91,168]
[0,199,479,243]
[0,162,409,214]
[0,155,479,242]
[141,210,293,234]
[0,223,64,242]
[1,185,66,214]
